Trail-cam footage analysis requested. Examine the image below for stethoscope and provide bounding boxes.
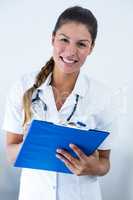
[31,89,80,122]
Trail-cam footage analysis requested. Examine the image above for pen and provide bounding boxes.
[76,121,86,127]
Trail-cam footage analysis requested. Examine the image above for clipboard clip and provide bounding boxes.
[59,120,87,129]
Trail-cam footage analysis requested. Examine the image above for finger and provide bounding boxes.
[91,150,99,159]
[56,149,79,165]
[56,153,77,173]
[69,144,87,160]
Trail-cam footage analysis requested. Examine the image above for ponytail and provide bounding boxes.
[23,57,54,127]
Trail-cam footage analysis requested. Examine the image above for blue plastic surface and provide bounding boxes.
[14,120,109,174]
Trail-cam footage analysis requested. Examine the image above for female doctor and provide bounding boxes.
[3,6,117,200]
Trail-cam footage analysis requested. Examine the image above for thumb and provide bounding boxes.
[92,150,99,159]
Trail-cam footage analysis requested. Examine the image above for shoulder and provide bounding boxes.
[19,70,39,91]
[7,71,39,102]
[90,78,113,97]
[81,73,117,113]
[82,73,114,99]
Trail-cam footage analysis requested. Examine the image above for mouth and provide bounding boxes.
[60,56,78,64]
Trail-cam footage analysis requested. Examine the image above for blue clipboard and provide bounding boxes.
[14,120,109,174]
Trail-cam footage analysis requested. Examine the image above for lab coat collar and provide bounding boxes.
[34,71,88,98]
[72,71,88,97]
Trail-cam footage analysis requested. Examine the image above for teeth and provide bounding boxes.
[62,57,75,64]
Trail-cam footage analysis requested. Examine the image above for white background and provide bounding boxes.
[0,0,132,200]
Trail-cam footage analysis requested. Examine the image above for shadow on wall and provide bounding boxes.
[100,148,132,200]
[0,191,18,200]
[0,132,21,200]
[100,112,133,200]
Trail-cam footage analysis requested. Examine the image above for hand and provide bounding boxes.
[56,144,100,176]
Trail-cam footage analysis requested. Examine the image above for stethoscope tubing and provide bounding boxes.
[32,90,79,122]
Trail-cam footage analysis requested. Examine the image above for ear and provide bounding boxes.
[51,34,55,46]
[88,42,95,55]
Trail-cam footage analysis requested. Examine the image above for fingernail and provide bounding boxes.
[56,154,60,158]
[56,149,61,153]
[69,144,74,148]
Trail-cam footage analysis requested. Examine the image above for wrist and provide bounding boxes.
[95,159,110,176]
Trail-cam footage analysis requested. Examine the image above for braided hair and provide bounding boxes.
[23,57,54,126]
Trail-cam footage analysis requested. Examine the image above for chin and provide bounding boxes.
[61,67,80,74]
[60,63,80,74]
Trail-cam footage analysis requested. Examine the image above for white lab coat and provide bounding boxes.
[2,70,118,200]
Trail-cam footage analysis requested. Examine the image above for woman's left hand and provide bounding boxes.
[56,144,110,176]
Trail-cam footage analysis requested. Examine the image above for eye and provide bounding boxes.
[60,38,69,43]
[77,42,86,48]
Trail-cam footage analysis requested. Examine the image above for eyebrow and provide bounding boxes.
[59,33,91,43]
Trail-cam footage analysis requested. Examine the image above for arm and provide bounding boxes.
[6,132,24,162]
[56,144,110,176]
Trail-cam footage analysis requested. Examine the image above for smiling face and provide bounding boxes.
[52,22,94,74]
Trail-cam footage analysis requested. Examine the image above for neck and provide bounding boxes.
[51,67,79,93]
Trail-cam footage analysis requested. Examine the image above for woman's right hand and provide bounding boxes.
[6,132,24,162]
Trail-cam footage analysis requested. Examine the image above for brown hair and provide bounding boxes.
[23,57,54,127]
[53,6,97,45]
[23,6,98,127]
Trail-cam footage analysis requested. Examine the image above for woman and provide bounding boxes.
[3,6,117,200]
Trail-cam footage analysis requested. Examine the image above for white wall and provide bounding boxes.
[0,1,132,200]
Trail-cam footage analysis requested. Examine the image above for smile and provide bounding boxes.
[60,56,78,64]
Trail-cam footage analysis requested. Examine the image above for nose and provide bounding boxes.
[65,43,77,57]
